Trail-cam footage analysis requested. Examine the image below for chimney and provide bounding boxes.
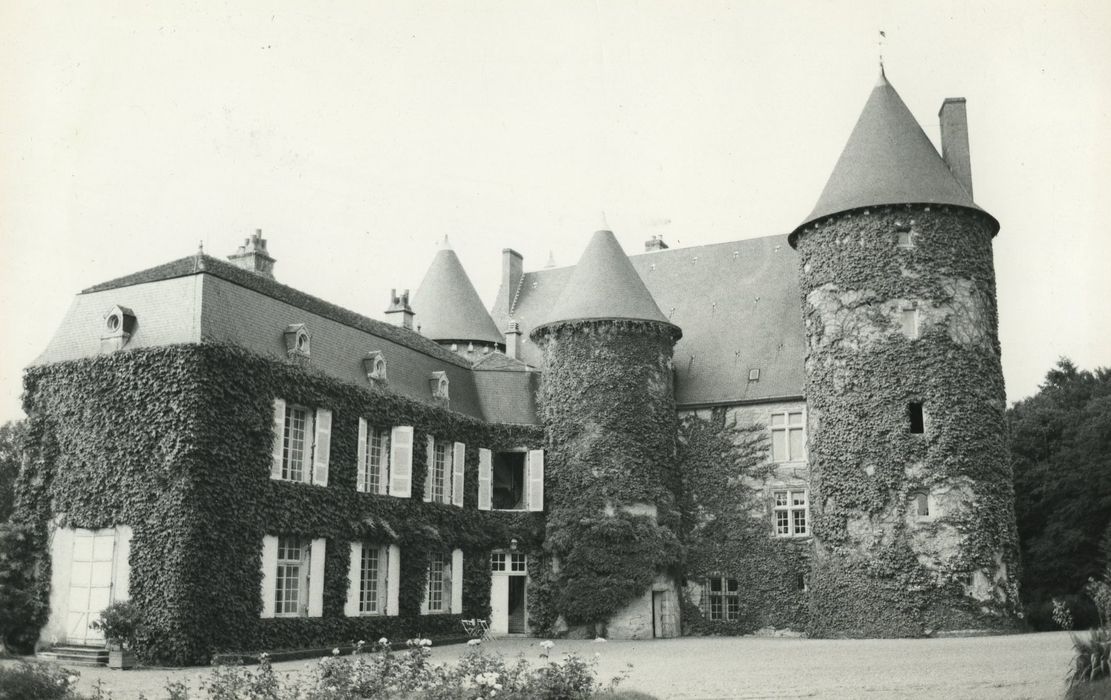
[505,320,521,359]
[500,248,523,317]
[227,229,277,279]
[385,288,415,330]
[939,98,974,198]
[644,234,669,252]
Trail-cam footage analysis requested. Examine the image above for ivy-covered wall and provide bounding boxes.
[676,409,811,635]
[533,320,683,633]
[15,343,543,665]
[794,206,1021,637]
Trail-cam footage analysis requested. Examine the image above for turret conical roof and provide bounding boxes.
[790,70,997,245]
[534,229,678,335]
[412,237,504,346]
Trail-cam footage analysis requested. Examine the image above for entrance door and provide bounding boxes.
[66,529,116,645]
[652,590,678,638]
[507,576,526,633]
[490,575,509,634]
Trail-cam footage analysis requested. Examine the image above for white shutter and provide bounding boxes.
[345,541,363,616]
[270,399,286,479]
[424,435,434,503]
[386,544,401,616]
[527,449,544,512]
[377,432,389,496]
[478,449,492,511]
[451,548,464,614]
[452,442,465,507]
[389,427,413,497]
[260,535,278,618]
[312,409,331,487]
[308,538,326,617]
[356,418,368,493]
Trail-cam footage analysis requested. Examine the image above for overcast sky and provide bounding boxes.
[2,0,1109,423]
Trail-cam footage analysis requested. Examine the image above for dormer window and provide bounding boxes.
[100,305,137,353]
[363,351,388,386]
[284,324,311,359]
[429,371,449,407]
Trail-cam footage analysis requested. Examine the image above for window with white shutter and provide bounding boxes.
[452,443,465,508]
[477,448,492,511]
[389,427,413,497]
[527,449,544,512]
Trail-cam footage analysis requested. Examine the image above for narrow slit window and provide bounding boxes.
[915,492,930,517]
[909,403,925,434]
[900,308,918,339]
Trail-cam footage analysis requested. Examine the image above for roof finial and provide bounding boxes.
[197,240,204,255]
[597,210,610,233]
[878,29,887,78]
[438,234,452,250]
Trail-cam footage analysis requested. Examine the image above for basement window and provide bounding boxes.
[908,403,925,434]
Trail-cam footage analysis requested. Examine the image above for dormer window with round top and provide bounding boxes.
[100,305,137,353]
[283,324,311,360]
[429,371,450,407]
[363,351,388,386]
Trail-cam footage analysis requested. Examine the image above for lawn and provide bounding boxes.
[11,630,1076,699]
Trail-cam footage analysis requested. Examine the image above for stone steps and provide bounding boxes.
[37,644,108,667]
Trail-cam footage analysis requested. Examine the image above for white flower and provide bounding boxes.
[593,637,607,643]
[378,637,389,645]
[539,640,555,649]
[420,638,432,647]
[332,647,340,656]
[467,638,483,646]
[357,639,366,645]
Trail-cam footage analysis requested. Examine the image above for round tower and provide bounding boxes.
[531,229,683,639]
[790,72,1020,636]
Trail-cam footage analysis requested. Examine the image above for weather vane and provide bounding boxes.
[879,29,887,73]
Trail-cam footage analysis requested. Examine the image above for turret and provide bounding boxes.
[531,229,683,639]
[411,236,504,356]
[791,70,1020,636]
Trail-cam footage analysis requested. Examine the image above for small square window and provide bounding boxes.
[909,403,925,434]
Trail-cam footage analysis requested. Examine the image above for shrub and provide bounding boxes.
[0,523,49,654]
[0,660,81,700]
[90,600,140,650]
[1068,627,1111,691]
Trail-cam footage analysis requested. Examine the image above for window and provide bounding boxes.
[770,411,805,462]
[491,552,527,573]
[345,543,400,617]
[432,442,448,502]
[261,535,324,618]
[703,577,739,621]
[426,552,446,613]
[271,400,331,486]
[479,449,544,512]
[275,537,309,617]
[912,491,935,519]
[358,423,391,494]
[900,307,919,339]
[895,223,915,249]
[773,489,809,537]
[909,403,925,434]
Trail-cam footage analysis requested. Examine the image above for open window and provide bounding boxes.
[481,449,543,512]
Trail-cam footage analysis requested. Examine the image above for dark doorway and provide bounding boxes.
[507,576,526,633]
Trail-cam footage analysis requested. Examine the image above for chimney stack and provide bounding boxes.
[644,234,669,252]
[227,229,277,279]
[505,320,521,359]
[938,98,974,198]
[385,289,415,330]
[499,248,523,318]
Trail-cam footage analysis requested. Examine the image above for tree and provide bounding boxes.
[1009,358,1111,627]
[0,419,25,523]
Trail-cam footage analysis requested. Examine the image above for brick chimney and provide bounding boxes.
[505,320,521,359]
[939,98,974,198]
[385,289,415,330]
[227,229,276,279]
[644,234,669,252]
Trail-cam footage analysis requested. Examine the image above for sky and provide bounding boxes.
[2,0,1109,423]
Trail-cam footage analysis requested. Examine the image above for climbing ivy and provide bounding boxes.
[795,206,1022,637]
[14,343,543,665]
[677,410,811,635]
[533,320,683,633]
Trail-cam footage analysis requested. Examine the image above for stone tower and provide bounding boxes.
[531,229,684,639]
[789,71,1021,636]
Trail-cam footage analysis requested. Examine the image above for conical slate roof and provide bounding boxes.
[790,70,997,245]
[412,237,504,345]
[534,230,678,335]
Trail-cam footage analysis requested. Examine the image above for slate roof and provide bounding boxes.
[496,234,806,406]
[790,71,998,245]
[84,254,472,369]
[533,229,677,336]
[411,240,504,346]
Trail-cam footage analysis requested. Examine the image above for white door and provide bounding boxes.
[489,575,509,634]
[66,529,116,645]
